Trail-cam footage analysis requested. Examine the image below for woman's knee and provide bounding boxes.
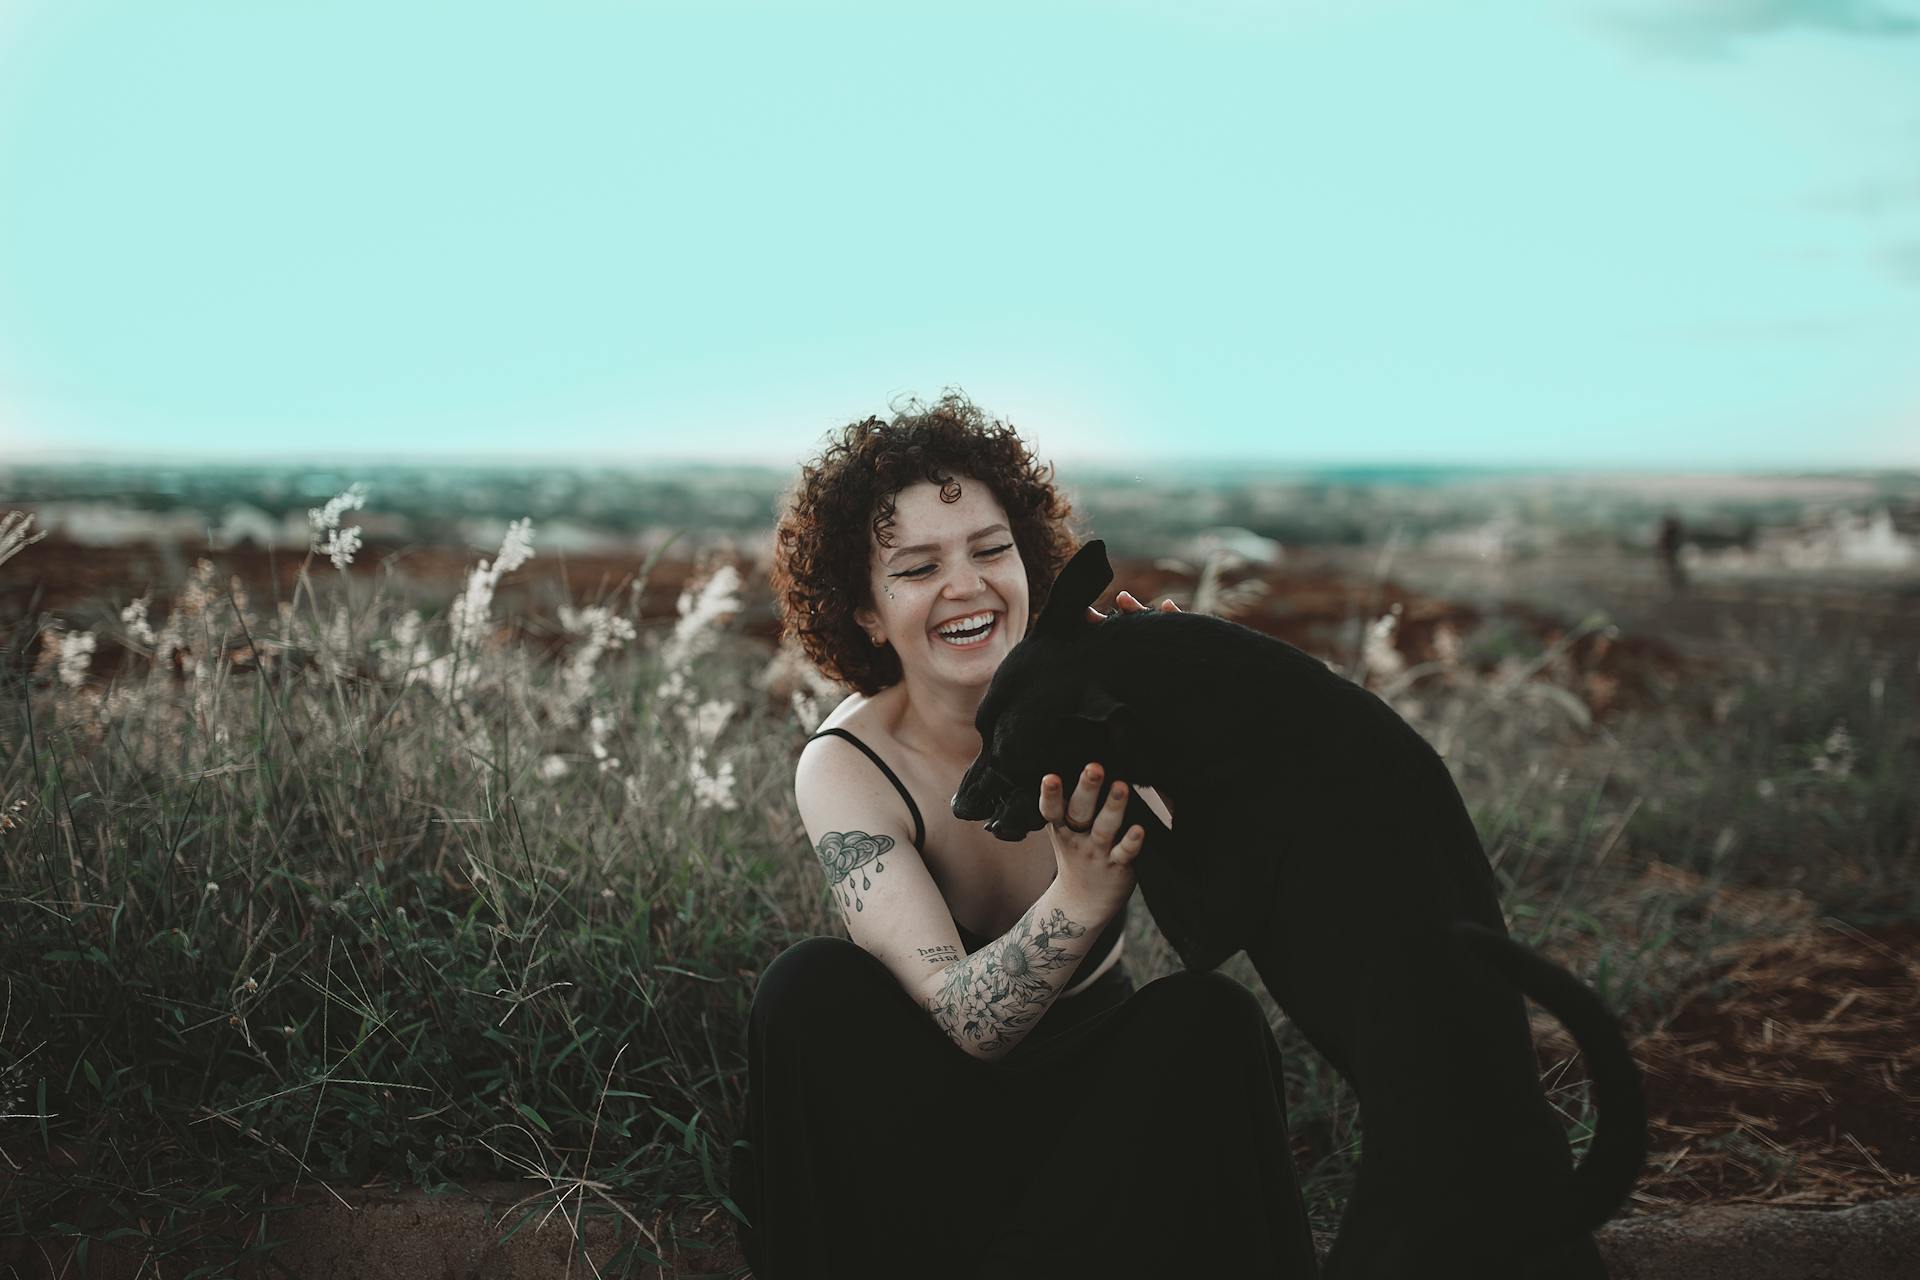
[749,935,902,1034]
[1134,968,1272,1042]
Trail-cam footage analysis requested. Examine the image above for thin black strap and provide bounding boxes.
[805,728,927,851]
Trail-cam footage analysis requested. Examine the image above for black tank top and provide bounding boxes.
[804,727,1127,981]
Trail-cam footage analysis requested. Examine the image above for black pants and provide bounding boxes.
[729,935,1318,1279]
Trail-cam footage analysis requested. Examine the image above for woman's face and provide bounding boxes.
[854,477,1029,689]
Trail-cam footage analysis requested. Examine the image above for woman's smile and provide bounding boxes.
[931,610,1000,649]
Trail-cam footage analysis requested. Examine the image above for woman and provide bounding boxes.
[732,394,1317,1278]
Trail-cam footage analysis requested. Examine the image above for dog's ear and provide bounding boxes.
[1035,540,1113,638]
[1073,681,1146,764]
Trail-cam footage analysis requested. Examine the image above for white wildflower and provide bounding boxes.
[1811,722,1854,779]
[449,519,537,654]
[308,485,368,572]
[555,604,637,717]
[308,483,368,537]
[659,564,742,677]
[57,629,96,689]
[494,518,536,576]
[318,605,354,679]
[791,688,826,732]
[437,519,537,699]
[177,559,220,620]
[378,610,432,685]
[0,511,49,571]
[121,594,158,646]
[320,524,362,572]
[588,712,621,772]
[1361,604,1404,683]
[688,752,738,811]
[1431,622,1461,668]
[537,754,572,781]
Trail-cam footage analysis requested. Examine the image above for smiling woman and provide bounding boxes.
[730,393,1318,1278]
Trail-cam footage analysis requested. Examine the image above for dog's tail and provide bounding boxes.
[1445,920,1648,1251]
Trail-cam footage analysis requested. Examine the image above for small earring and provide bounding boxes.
[870,633,885,647]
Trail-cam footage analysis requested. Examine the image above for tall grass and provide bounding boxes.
[1,520,835,1273]
[2,518,1915,1273]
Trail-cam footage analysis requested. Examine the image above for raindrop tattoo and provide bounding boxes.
[815,830,893,914]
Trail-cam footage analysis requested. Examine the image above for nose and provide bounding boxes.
[942,570,988,598]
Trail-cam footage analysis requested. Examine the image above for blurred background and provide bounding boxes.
[3,0,1916,640]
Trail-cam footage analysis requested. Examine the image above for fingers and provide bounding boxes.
[1114,590,1180,614]
[1040,764,1110,831]
[1045,765,1143,859]
[1066,763,1103,830]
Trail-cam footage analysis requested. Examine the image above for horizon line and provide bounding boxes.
[5,448,1918,477]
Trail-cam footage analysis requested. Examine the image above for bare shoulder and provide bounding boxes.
[794,690,900,791]
[790,688,965,998]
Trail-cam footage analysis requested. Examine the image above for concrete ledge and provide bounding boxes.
[1596,1199,1920,1280]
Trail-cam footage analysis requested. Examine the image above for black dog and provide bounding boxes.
[952,541,1646,1280]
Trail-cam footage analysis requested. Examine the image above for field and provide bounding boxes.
[1,464,1917,1275]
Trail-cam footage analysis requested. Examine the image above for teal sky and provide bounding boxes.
[1,0,1916,470]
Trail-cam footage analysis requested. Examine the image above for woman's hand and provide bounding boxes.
[1086,590,1181,622]
[1040,763,1143,921]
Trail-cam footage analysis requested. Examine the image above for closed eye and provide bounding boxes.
[895,543,1014,581]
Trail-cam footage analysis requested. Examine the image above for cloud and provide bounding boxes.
[1606,0,1920,57]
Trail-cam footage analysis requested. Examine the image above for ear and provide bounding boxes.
[1035,540,1113,638]
[1073,681,1146,764]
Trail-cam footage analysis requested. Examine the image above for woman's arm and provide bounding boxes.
[913,876,1113,1063]
[919,764,1141,1064]
[795,740,1138,1065]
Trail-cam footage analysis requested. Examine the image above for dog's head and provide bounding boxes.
[951,540,1152,841]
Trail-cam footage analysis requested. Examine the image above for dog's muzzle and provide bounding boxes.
[952,758,1043,842]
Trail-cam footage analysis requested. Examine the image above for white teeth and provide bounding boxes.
[935,612,994,636]
[935,613,997,646]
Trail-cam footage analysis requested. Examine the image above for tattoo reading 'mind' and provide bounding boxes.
[816,830,894,914]
[917,945,961,965]
[926,905,1087,1054]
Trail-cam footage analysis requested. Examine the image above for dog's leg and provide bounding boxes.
[1308,937,1612,1280]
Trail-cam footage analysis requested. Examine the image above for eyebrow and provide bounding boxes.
[884,523,1011,565]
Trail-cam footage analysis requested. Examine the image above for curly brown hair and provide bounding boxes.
[770,392,1083,695]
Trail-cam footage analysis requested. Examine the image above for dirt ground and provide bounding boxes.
[7,1189,1920,1279]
